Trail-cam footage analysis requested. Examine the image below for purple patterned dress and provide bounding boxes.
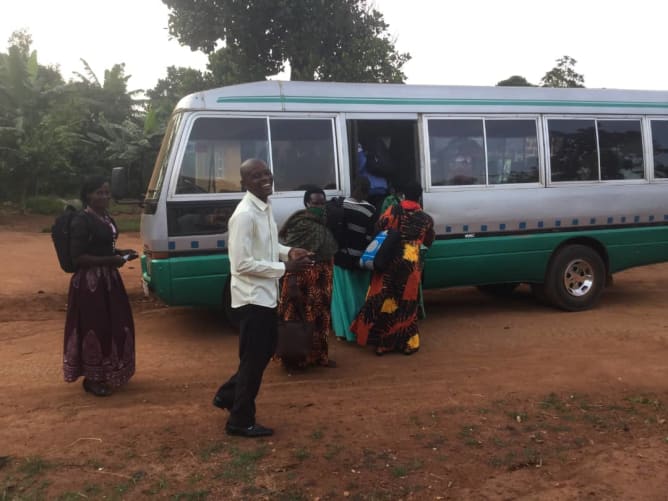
[63,211,135,387]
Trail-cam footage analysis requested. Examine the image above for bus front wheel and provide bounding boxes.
[545,244,605,311]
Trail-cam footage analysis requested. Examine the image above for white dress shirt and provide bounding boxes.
[228,191,290,308]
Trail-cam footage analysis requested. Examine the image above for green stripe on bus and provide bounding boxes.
[215,95,668,109]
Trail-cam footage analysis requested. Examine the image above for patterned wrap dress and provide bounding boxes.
[63,211,135,387]
[277,209,338,368]
[351,200,435,354]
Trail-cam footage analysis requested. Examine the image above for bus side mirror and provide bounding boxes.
[111,166,128,200]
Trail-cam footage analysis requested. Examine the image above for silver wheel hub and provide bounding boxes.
[563,259,594,297]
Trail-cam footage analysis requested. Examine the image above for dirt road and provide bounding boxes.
[1,215,667,500]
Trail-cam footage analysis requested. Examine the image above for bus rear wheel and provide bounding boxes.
[545,244,605,311]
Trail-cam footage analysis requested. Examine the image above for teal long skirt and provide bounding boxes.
[331,265,371,342]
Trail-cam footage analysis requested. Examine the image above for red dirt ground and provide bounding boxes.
[1,214,667,500]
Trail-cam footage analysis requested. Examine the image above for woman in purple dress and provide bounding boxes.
[63,176,137,396]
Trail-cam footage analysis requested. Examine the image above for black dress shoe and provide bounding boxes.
[212,395,232,410]
[83,378,112,397]
[225,423,274,438]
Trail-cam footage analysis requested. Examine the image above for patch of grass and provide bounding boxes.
[294,447,310,462]
[540,393,567,412]
[274,487,309,501]
[172,491,210,500]
[390,465,408,478]
[390,459,422,479]
[310,428,324,440]
[188,472,205,485]
[57,492,87,500]
[626,395,662,409]
[218,446,268,483]
[109,201,142,215]
[19,456,50,477]
[143,476,169,495]
[490,447,542,470]
[26,196,75,215]
[114,480,135,497]
[323,444,343,460]
[198,441,225,461]
[458,425,482,447]
[583,413,608,430]
[156,444,172,461]
[85,458,105,470]
[492,436,509,448]
[83,483,102,497]
[114,216,140,232]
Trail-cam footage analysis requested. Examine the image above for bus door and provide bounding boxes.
[346,118,420,206]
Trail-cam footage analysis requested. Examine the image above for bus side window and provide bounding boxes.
[269,118,337,191]
[175,117,269,195]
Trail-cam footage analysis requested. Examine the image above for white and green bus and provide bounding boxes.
[119,80,668,314]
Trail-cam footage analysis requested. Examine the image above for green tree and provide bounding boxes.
[65,59,155,195]
[0,30,78,207]
[162,0,410,83]
[146,66,212,126]
[496,75,534,87]
[540,55,585,88]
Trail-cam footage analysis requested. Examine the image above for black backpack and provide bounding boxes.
[51,205,84,273]
[325,196,346,247]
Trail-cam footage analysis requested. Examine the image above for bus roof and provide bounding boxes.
[174,80,668,115]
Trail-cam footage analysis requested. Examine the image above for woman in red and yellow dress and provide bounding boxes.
[351,182,434,355]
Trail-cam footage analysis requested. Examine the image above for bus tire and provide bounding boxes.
[545,244,605,311]
[222,275,239,328]
[476,283,520,297]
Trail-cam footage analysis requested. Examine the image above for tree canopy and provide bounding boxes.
[540,55,585,88]
[162,0,410,83]
[496,75,535,87]
[497,56,585,89]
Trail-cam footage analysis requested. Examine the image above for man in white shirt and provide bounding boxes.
[213,158,312,438]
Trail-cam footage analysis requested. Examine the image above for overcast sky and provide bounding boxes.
[1,0,666,92]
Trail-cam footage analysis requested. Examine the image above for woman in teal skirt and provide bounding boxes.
[330,177,376,342]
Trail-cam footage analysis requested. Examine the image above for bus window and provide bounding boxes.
[598,120,644,180]
[548,119,597,182]
[144,113,180,212]
[428,119,485,186]
[651,120,668,179]
[269,118,337,191]
[485,120,539,184]
[175,117,269,195]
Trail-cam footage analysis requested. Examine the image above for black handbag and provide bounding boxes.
[276,276,313,361]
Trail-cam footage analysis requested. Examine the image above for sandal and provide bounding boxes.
[83,378,112,397]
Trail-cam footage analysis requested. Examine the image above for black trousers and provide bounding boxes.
[216,304,277,428]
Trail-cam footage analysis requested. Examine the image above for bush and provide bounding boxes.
[25,196,80,215]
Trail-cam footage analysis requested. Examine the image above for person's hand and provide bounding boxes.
[288,248,313,261]
[285,255,314,273]
[113,255,126,268]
